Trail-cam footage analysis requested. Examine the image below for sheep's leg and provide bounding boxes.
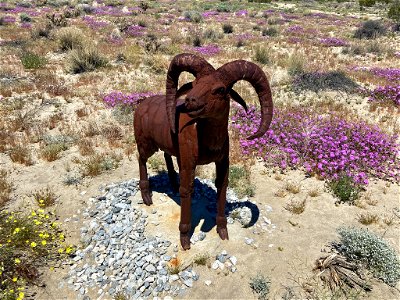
[215,154,229,240]
[178,167,195,250]
[164,152,179,192]
[139,156,153,206]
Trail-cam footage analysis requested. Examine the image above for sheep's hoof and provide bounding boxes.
[180,233,191,250]
[217,226,229,240]
[142,192,153,206]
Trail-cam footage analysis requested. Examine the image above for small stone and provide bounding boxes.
[145,264,156,274]
[245,237,254,245]
[211,260,219,270]
[216,254,226,263]
[170,274,179,282]
[231,266,237,273]
[229,255,237,265]
[183,278,193,288]
[204,280,212,286]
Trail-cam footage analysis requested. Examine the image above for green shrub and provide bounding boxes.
[253,46,270,65]
[68,46,108,74]
[249,273,270,300]
[335,227,400,286]
[327,175,361,204]
[262,27,278,37]
[293,71,359,93]
[354,20,386,39]
[57,27,85,51]
[287,53,305,76]
[183,11,203,23]
[20,52,47,69]
[388,1,400,22]
[222,24,233,34]
[229,165,255,198]
[359,0,376,8]
[20,13,32,22]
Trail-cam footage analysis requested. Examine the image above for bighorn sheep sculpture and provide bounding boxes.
[134,53,273,250]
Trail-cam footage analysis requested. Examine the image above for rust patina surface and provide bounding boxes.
[134,53,273,250]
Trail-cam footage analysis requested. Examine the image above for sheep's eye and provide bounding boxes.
[213,87,225,95]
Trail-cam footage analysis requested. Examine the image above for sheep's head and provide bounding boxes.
[166,53,273,139]
[183,75,230,118]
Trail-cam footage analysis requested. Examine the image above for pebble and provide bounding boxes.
[204,280,212,286]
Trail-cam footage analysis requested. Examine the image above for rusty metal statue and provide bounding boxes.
[134,53,273,250]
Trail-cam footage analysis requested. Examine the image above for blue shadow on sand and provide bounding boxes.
[149,172,259,237]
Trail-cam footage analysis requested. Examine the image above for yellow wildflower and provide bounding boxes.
[12,277,17,282]
[59,234,65,240]
[58,248,64,254]
[65,246,73,254]
[30,242,37,248]
[31,211,36,216]
[15,258,21,264]
[38,209,44,214]
[16,292,25,300]
[13,228,21,234]
[41,240,47,246]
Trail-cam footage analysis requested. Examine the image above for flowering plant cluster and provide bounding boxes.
[191,44,220,56]
[0,209,75,300]
[230,105,400,184]
[125,24,145,37]
[319,37,349,47]
[369,85,400,106]
[369,68,400,82]
[82,16,108,30]
[103,91,158,108]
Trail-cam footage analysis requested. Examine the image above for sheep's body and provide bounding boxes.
[134,53,273,250]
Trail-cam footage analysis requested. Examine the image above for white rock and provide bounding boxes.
[204,280,212,286]
[211,260,219,270]
[229,255,237,265]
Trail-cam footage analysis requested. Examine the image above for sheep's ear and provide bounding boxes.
[229,89,248,112]
[176,82,193,99]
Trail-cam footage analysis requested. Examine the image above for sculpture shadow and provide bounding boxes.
[149,172,260,237]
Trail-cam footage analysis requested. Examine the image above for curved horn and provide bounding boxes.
[217,60,273,140]
[166,53,215,133]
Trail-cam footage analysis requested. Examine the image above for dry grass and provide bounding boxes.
[47,113,64,130]
[285,182,301,194]
[9,144,33,165]
[83,121,101,137]
[31,186,58,207]
[77,138,95,156]
[76,107,89,118]
[40,142,68,161]
[285,198,306,214]
[167,257,182,275]
[308,188,321,198]
[0,170,13,207]
[357,212,379,225]
[80,152,122,177]
[274,189,287,198]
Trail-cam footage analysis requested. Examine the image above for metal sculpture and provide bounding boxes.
[134,53,273,250]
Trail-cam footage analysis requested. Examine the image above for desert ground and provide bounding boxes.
[0,0,399,300]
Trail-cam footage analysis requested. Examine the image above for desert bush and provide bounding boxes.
[354,20,386,39]
[77,138,95,156]
[334,227,400,286]
[68,45,108,74]
[292,71,359,93]
[262,27,278,37]
[359,0,376,8]
[57,27,85,51]
[222,24,234,34]
[20,52,47,69]
[287,53,305,76]
[80,153,122,177]
[285,198,306,214]
[253,46,270,65]
[249,273,270,300]
[63,173,81,186]
[192,35,203,47]
[184,11,203,23]
[31,187,57,207]
[0,209,75,299]
[203,28,221,41]
[194,253,210,266]
[40,143,68,161]
[229,165,255,198]
[388,1,400,22]
[357,212,379,225]
[31,22,53,38]
[327,175,362,204]
[0,170,13,207]
[20,13,32,22]
[9,145,33,166]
